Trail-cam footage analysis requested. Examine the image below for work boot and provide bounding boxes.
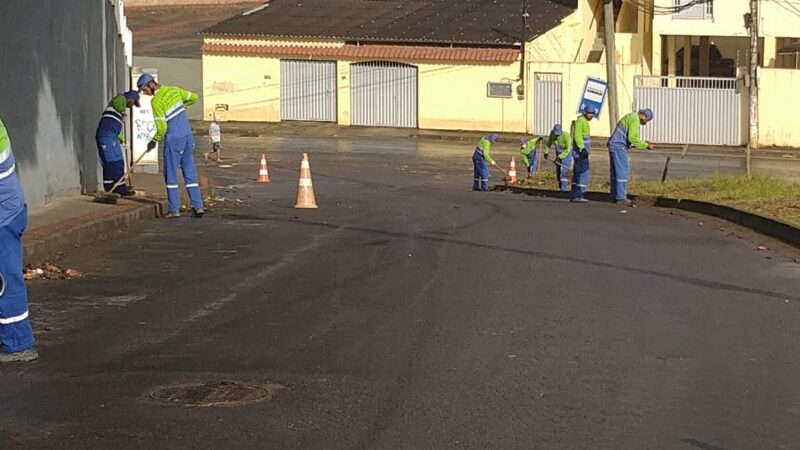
[121,189,136,197]
[570,198,589,203]
[164,211,181,219]
[0,348,39,363]
[616,199,633,207]
[191,207,205,218]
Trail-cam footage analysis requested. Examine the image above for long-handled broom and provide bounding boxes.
[94,150,150,205]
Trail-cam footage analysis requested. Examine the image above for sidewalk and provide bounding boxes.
[191,120,800,159]
[24,172,213,264]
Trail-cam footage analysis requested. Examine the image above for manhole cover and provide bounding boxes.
[150,381,280,407]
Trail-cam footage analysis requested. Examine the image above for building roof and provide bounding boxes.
[203,0,578,47]
[127,3,263,58]
[202,42,521,62]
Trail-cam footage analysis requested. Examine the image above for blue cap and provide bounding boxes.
[123,90,140,106]
[583,105,597,114]
[136,73,155,90]
[553,124,562,136]
[639,108,654,120]
[487,133,500,142]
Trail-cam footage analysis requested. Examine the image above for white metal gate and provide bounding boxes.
[534,73,562,135]
[634,76,745,145]
[280,60,337,122]
[351,62,417,128]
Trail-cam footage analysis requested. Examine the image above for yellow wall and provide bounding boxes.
[203,46,525,132]
[202,53,281,122]
[652,0,749,37]
[526,61,644,137]
[415,61,525,132]
[758,68,800,147]
[761,2,800,38]
[527,0,649,66]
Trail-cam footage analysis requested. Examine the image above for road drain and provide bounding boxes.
[150,381,280,407]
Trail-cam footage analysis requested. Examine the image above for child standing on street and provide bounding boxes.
[204,118,223,163]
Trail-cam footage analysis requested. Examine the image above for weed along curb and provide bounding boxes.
[493,185,800,249]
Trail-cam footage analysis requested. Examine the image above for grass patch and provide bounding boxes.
[514,173,800,227]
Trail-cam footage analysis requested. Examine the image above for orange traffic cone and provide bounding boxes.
[257,154,271,183]
[506,156,518,185]
[294,153,318,209]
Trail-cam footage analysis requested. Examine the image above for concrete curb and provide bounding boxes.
[23,198,166,265]
[494,185,800,248]
[23,178,215,264]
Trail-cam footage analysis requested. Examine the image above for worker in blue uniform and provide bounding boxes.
[570,105,596,203]
[472,133,499,191]
[96,91,139,196]
[0,117,37,363]
[137,73,204,218]
[608,109,654,206]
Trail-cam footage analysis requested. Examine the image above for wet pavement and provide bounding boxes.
[1,136,799,449]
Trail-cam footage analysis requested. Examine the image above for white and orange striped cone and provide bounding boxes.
[506,156,518,185]
[257,154,271,183]
[294,153,318,209]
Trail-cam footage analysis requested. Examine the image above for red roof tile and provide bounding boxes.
[202,43,519,63]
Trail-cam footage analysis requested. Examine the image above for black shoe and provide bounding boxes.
[121,189,136,197]
[191,208,205,218]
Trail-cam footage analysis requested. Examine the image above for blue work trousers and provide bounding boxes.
[571,150,590,200]
[96,136,128,195]
[472,151,490,191]
[609,144,630,201]
[163,135,204,213]
[0,207,35,353]
[527,150,539,174]
[555,153,573,192]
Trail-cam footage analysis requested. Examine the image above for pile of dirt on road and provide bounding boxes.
[23,261,83,280]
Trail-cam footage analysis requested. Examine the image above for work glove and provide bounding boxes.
[646,143,654,150]
[580,149,589,159]
[146,140,157,152]
[544,152,550,160]
[490,160,497,166]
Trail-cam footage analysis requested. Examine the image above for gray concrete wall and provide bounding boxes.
[0,0,128,209]
[134,56,204,120]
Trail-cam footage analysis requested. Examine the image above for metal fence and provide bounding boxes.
[351,62,418,128]
[280,60,337,122]
[533,73,562,135]
[634,75,744,146]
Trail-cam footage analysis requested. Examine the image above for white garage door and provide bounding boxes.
[280,60,337,122]
[351,61,417,128]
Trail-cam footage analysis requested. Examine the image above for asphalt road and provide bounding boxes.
[223,135,800,182]
[1,137,799,449]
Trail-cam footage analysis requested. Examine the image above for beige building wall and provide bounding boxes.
[203,46,525,132]
[758,68,800,147]
[415,62,525,133]
[652,0,749,37]
[202,53,281,122]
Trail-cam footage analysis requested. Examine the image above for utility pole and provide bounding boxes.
[746,0,759,178]
[603,0,620,129]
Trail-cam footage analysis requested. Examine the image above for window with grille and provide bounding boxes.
[673,0,713,19]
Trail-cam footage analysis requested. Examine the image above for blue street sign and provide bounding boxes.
[577,77,608,119]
